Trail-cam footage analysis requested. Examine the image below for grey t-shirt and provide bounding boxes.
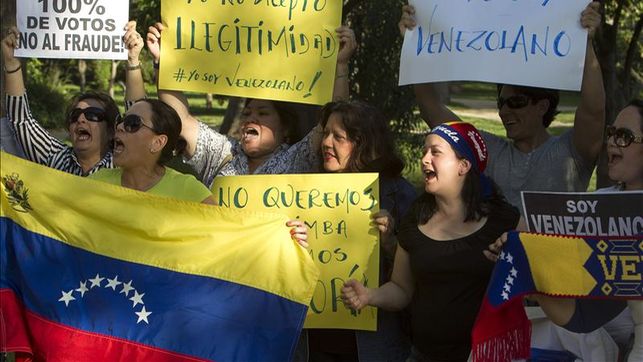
[482,129,594,211]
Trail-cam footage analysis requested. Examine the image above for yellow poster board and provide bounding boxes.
[212,173,379,330]
[159,0,342,105]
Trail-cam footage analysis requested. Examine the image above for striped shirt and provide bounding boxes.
[5,93,116,176]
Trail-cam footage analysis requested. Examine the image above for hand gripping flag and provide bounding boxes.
[0,152,319,362]
[472,231,643,362]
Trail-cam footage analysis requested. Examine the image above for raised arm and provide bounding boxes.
[2,27,67,163]
[398,5,460,128]
[572,1,605,165]
[2,27,25,96]
[332,26,356,101]
[342,244,415,311]
[123,20,146,103]
[146,22,200,157]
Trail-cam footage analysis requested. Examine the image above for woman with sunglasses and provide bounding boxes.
[145,23,356,188]
[1,21,145,176]
[487,99,643,361]
[88,99,215,204]
[341,122,520,362]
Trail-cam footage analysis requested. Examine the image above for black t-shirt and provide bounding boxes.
[398,200,519,361]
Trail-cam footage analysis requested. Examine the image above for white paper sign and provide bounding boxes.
[16,0,129,60]
[399,0,589,91]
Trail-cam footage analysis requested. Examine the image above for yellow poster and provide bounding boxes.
[159,0,342,105]
[212,173,380,330]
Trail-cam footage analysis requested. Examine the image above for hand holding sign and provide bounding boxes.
[122,21,143,65]
[146,22,163,64]
[398,4,416,37]
[341,279,371,311]
[1,27,21,73]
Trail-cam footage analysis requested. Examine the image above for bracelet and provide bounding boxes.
[153,61,160,70]
[4,64,21,74]
[126,63,141,71]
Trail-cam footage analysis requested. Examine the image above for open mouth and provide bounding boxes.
[113,138,125,154]
[75,128,91,141]
[323,151,336,161]
[607,152,623,165]
[423,169,436,181]
[242,125,259,139]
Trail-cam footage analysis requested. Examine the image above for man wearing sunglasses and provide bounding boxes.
[1,21,146,176]
[401,2,605,211]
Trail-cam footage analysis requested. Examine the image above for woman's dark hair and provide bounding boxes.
[626,99,643,132]
[65,91,120,139]
[244,98,300,145]
[497,84,560,128]
[140,98,187,165]
[319,101,405,177]
[413,144,507,224]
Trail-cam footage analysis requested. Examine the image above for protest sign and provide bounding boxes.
[399,0,588,91]
[15,0,129,60]
[522,191,643,237]
[212,173,379,330]
[159,0,342,105]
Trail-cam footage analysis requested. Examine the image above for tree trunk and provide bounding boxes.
[78,60,87,93]
[205,93,213,110]
[108,60,118,98]
[219,97,243,135]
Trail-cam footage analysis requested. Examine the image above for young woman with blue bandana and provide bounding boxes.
[341,122,520,362]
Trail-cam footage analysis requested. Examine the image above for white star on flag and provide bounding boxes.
[88,274,104,288]
[501,291,509,300]
[506,275,515,285]
[58,290,76,307]
[499,251,505,260]
[503,283,511,292]
[105,276,122,290]
[130,290,145,308]
[135,306,152,324]
[120,280,135,297]
[75,281,89,297]
[506,252,514,264]
[510,267,518,278]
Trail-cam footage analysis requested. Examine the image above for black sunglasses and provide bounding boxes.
[497,95,531,110]
[115,114,157,133]
[68,107,106,124]
[606,125,643,148]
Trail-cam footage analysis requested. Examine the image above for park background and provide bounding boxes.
[0,0,641,192]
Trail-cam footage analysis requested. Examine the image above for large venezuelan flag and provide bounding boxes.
[0,152,319,361]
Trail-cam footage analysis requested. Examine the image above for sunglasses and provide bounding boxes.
[68,107,106,124]
[606,125,643,148]
[497,95,531,110]
[115,114,157,133]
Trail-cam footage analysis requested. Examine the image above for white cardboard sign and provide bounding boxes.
[399,0,589,90]
[16,0,129,60]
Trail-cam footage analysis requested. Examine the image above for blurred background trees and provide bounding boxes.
[1,0,640,182]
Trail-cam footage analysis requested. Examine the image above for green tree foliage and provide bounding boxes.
[24,59,70,129]
[344,0,425,170]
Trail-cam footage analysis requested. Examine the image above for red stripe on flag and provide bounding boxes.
[1,289,212,362]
